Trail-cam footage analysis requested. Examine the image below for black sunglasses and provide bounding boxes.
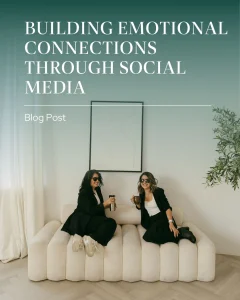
[141,179,150,183]
[92,177,100,182]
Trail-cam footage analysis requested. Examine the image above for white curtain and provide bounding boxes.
[0,35,44,263]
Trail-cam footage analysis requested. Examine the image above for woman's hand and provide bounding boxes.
[103,197,115,208]
[130,195,135,204]
[169,223,179,238]
[131,195,141,208]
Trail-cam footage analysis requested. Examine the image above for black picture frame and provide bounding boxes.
[89,101,144,172]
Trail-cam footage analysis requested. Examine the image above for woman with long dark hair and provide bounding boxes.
[131,172,196,245]
[62,170,117,257]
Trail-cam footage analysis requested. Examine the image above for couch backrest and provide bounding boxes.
[61,204,183,226]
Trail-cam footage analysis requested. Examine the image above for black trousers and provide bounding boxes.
[143,212,180,245]
[84,216,117,246]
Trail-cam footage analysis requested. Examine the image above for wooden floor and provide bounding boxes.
[0,254,240,300]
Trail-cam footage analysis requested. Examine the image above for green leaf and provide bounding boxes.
[205,107,240,190]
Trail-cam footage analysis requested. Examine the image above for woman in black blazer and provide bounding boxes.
[131,172,196,245]
[62,170,117,257]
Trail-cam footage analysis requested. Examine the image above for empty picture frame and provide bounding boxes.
[89,101,143,172]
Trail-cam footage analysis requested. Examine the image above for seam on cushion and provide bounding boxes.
[121,225,123,281]
[159,244,161,281]
[136,225,143,281]
[121,224,124,280]
[178,242,180,280]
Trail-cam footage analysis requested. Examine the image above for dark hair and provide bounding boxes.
[138,171,158,194]
[79,169,103,191]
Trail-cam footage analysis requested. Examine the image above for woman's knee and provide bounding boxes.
[106,218,117,231]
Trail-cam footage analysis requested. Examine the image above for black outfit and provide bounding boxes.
[61,187,117,246]
[137,187,194,245]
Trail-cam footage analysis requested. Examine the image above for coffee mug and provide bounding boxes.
[133,195,140,205]
[109,195,116,211]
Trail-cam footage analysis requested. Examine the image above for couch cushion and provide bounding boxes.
[122,224,142,282]
[61,204,183,226]
[61,204,141,224]
[106,205,140,225]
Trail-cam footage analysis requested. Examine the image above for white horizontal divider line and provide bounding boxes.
[24,104,212,107]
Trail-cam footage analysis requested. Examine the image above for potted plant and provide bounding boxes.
[206,107,240,190]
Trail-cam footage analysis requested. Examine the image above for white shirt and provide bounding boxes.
[145,195,161,216]
[94,192,101,204]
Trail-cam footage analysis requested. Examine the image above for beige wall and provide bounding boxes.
[42,96,240,256]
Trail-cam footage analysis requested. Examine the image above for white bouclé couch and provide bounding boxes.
[28,204,215,282]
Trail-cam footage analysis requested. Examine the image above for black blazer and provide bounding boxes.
[61,186,105,236]
[138,187,172,229]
